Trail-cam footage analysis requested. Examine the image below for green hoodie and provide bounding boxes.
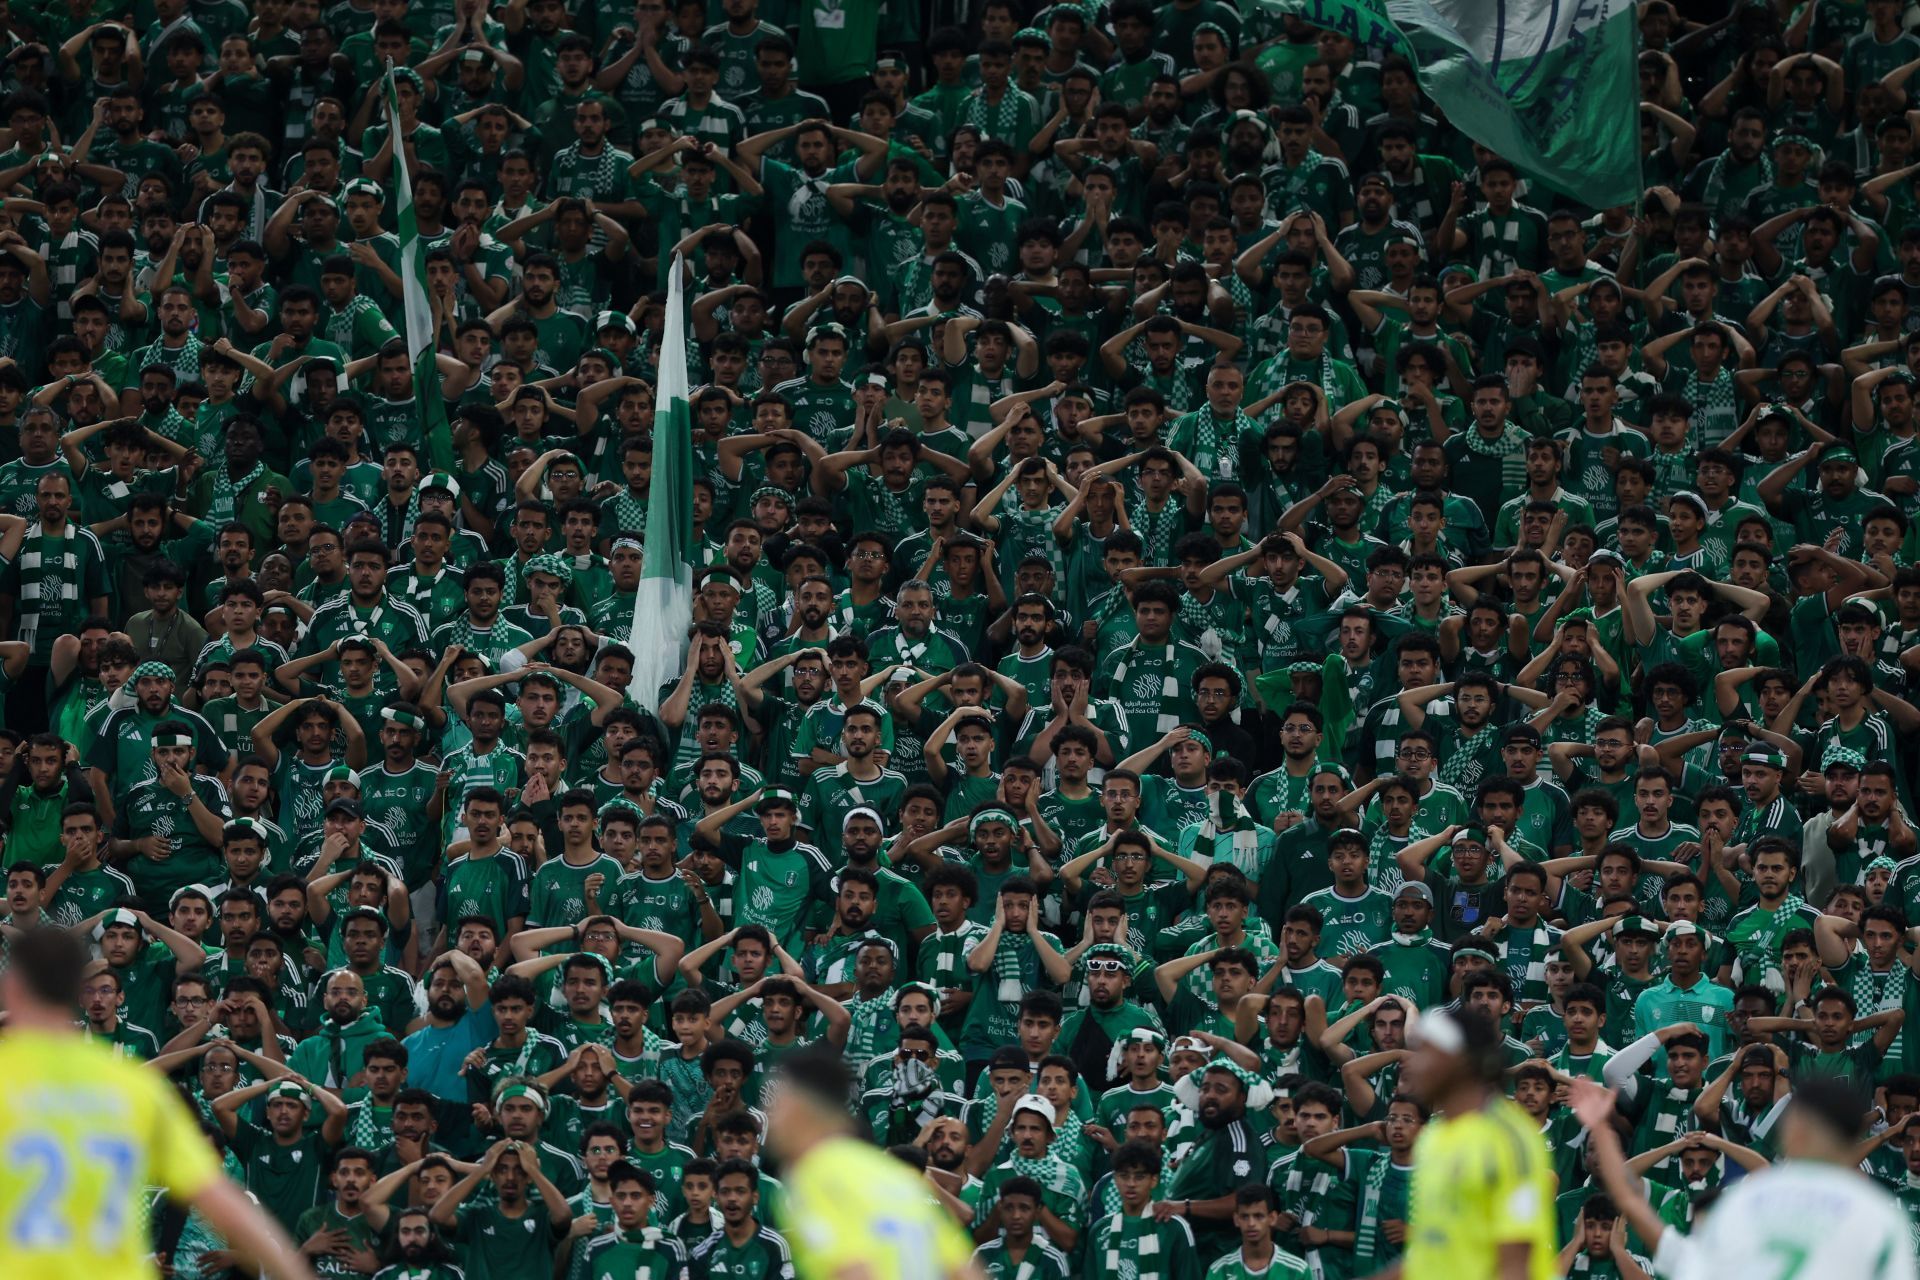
[287,1011,390,1087]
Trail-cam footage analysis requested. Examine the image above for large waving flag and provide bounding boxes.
[627,254,695,713]
[1261,0,1641,207]
[385,63,454,472]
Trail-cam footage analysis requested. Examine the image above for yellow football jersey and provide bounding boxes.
[1404,1097,1558,1280]
[0,1027,222,1280]
[779,1136,976,1280]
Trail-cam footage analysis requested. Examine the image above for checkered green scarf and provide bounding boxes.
[1006,1151,1081,1199]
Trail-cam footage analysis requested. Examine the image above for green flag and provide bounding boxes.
[626,254,694,713]
[384,63,454,473]
[1265,0,1641,207]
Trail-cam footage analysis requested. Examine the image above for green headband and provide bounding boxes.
[494,1082,549,1113]
[970,808,1018,837]
[756,786,799,812]
[381,706,425,731]
[151,732,193,749]
[134,661,176,682]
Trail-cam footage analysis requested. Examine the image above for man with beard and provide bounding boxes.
[107,719,231,902]
[860,1024,967,1145]
[826,156,929,314]
[899,236,978,323]
[798,706,909,863]
[868,578,970,680]
[487,254,587,375]
[293,1146,382,1279]
[760,574,837,682]
[402,949,494,1099]
[735,119,886,301]
[427,562,532,669]
[842,806,939,951]
[117,287,204,413]
[87,661,229,818]
[287,967,391,1088]
[1334,173,1426,292]
[1057,941,1165,1093]
[372,1206,465,1280]
[1160,1058,1276,1256]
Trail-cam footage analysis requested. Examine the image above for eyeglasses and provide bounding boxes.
[1085,958,1129,974]
[1396,748,1433,761]
[899,1048,932,1061]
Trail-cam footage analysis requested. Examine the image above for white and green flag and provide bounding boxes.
[1264,0,1641,206]
[627,254,695,712]
[384,62,454,472]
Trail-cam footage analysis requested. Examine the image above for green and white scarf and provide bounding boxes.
[1699,149,1772,216]
[1684,366,1740,447]
[1093,1213,1177,1280]
[1108,643,1185,735]
[207,460,265,526]
[1194,791,1263,875]
[1269,150,1330,210]
[1127,499,1185,565]
[1352,1153,1400,1266]
[987,929,1035,1004]
[1369,826,1427,895]
[1501,923,1559,1002]
[965,87,1030,144]
[1460,426,1529,496]
[1005,1152,1080,1200]
[1178,408,1254,480]
[345,1096,388,1149]
[16,524,81,652]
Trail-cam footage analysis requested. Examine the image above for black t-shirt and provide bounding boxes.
[1425,867,1504,941]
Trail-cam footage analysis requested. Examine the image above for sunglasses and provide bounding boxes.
[899,1048,932,1061]
[1085,958,1128,974]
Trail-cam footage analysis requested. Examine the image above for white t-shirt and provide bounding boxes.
[1674,1162,1917,1280]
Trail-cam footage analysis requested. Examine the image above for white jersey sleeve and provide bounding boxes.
[1675,1164,1918,1280]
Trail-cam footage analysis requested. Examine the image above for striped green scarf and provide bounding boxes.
[1108,643,1187,736]
[15,525,82,653]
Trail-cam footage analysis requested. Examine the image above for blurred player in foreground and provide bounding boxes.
[0,927,316,1280]
[767,1044,984,1280]
[1396,1007,1557,1280]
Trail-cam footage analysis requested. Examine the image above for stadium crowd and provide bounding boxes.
[5,0,1920,1275]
